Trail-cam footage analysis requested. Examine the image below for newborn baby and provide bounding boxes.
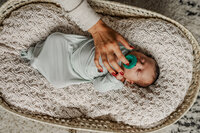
[20,32,159,92]
[115,50,159,87]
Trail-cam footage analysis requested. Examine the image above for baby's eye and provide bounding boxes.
[141,57,145,64]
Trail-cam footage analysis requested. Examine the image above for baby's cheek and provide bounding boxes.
[123,69,128,78]
[124,69,133,79]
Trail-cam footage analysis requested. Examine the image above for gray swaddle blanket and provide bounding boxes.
[20,32,131,92]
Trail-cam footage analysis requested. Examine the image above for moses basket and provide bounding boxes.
[0,0,200,132]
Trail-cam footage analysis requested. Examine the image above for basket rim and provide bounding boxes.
[0,0,199,133]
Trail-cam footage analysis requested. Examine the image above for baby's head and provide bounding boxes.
[121,50,160,87]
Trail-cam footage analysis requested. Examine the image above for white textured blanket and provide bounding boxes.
[0,3,193,128]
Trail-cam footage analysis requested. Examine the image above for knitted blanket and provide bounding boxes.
[0,3,193,128]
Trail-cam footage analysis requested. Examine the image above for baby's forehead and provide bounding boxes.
[134,50,149,57]
[141,59,156,78]
[131,50,156,66]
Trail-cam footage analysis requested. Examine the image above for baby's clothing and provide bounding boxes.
[20,32,132,92]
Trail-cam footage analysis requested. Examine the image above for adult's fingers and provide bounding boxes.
[107,51,124,75]
[117,34,135,50]
[113,42,130,66]
[94,47,103,72]
[101,53,117,76]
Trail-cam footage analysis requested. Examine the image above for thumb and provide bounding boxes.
[117,35,135,50]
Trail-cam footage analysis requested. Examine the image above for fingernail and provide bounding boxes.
[98,69,103,72]
[126,63,130,66]
[130,46,134,49]
[120,71,124,75]
[112,72,117,76]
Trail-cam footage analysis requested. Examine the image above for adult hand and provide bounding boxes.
[115,72,126,83]
[88,19,135,77]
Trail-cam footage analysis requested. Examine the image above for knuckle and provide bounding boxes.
[102,59,107,62]
[102,61,109,67]
[113,46,120,51]
[109,41,115,44]
[109,59,115,64]
[100,48,107,53]
[118,55,124,60]
[106,42,114,48]
[94,58,98,62]
[117,35,122,39]
[101,46,107,50]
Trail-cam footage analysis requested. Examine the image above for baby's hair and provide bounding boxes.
[135,62,159,88]
[146,53,160,86]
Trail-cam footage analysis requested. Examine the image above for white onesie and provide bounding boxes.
[20,32,132,92]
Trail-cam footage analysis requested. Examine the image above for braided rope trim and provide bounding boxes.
[0,0,199,132]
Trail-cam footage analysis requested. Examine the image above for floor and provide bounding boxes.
[0,0,200,133]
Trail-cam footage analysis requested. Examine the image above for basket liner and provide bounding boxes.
[0,0,199,132]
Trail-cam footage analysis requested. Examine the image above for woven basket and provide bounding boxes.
[0,0,200,132]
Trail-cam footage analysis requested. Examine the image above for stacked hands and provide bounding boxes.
[88,19,135,81]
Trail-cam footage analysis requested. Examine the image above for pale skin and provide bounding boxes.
[88,19,135,78]
[115,51,156,86]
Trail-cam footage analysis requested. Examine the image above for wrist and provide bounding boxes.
[88,19,105,34]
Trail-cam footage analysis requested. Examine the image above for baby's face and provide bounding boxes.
[121,51,156,87]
